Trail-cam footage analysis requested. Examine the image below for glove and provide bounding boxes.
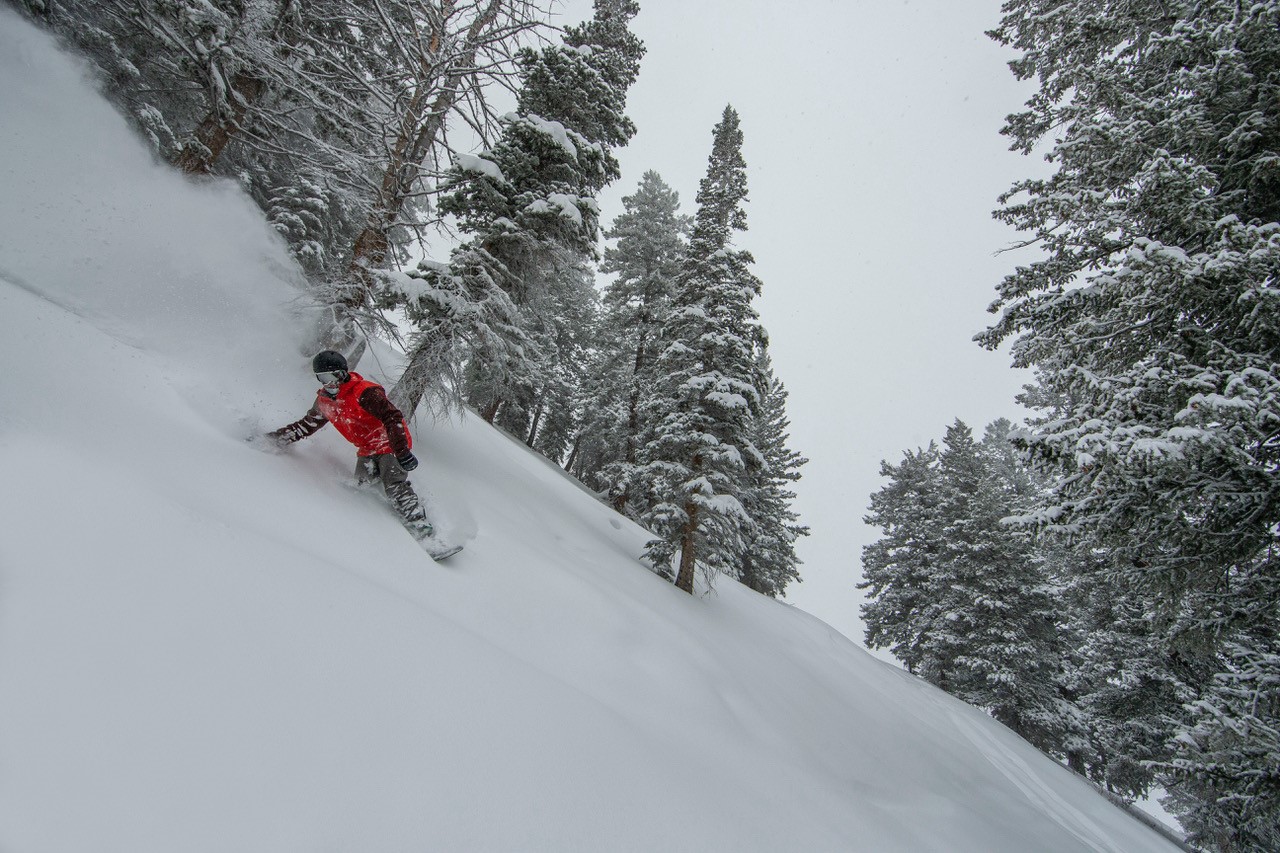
[397,451,419,471]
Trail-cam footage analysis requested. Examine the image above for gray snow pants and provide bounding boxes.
[355,454,427,524]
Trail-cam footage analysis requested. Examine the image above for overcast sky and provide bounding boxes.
[553,0,1046,650]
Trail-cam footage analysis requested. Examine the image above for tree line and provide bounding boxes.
[19,0,807,597]
[864,2,1280,849]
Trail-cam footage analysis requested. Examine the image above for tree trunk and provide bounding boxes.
[564,433,581,474]
[625,326,649,463]
[343,0,505,314]
[612,327,649,515]
[481,399,502,423]
[388,331,442,416]
[675,501,699,594]
[173,72,265,174]
[526,399,544,448]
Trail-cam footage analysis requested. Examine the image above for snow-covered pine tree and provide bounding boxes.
[33,0,370,291]
[918,421,1002,697]
[860,442,944,676]
[494,262,600,464]
[736,349,808,598]
[392,0,643,417]
[863,420,1067,753]
[984,3,1280,839]
[585,170,688,513]
[635,105,765,594]
[1164,631,1280,852]
[1006,374,1196,795]
[1060,558,1196,799]
[959,420,1069,753]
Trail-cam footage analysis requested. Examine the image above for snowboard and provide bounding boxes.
[410,528,464,562]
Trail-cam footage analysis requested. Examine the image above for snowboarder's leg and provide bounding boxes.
[353,455,380,489]
[373,454,433,537]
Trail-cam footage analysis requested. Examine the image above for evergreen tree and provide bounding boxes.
[863,420,1068,754]
[921,421,999,697]
[635,105,764,594]
[860,442,944,676]
[736,350,808,598]
[39,0,289,169]
[496,262,600,465]
[1066,566,1195,799]
[958,420,1068,753]
[393,0,643,417]
[1164,632,1280,852]
[984,3,1280,839]
[588,170,688,513]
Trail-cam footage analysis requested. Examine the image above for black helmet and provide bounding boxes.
[312,350,349,373]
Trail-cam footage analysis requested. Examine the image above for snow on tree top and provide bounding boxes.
[525,194,585,227]
[505,113,581,159]
[454,153,506,183]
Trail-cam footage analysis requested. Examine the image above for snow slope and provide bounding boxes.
[0,14,1179,852]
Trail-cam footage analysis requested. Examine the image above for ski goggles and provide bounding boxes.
[315,370,346,385]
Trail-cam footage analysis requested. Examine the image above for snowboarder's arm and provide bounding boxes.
[267,404,328,446]
[357,386,410,457]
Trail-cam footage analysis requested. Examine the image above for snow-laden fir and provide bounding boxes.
[0,14,1180,852]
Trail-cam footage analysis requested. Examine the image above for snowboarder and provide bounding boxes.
[267,351,435,539]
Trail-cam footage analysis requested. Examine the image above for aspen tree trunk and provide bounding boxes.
[173,73,265,174]
[171,0,300,175]
[344,0,506,313]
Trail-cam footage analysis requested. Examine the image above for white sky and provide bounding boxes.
[556,0,1044,648]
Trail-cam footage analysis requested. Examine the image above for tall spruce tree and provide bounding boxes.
[636,105,765,594]
[984,2,1280,841]
[587,170,688,513]
[736,350,808,598]
[863,420,1069,754]
[919,421,999,696]
[959,420,1067,753]
[860,443,944,676]
[1013,372,1199,794]
[1063,559,1196,799]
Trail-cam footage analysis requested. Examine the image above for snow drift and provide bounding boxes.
[0,13,1179,852]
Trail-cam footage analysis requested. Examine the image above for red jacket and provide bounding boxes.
[271,372,412,457]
